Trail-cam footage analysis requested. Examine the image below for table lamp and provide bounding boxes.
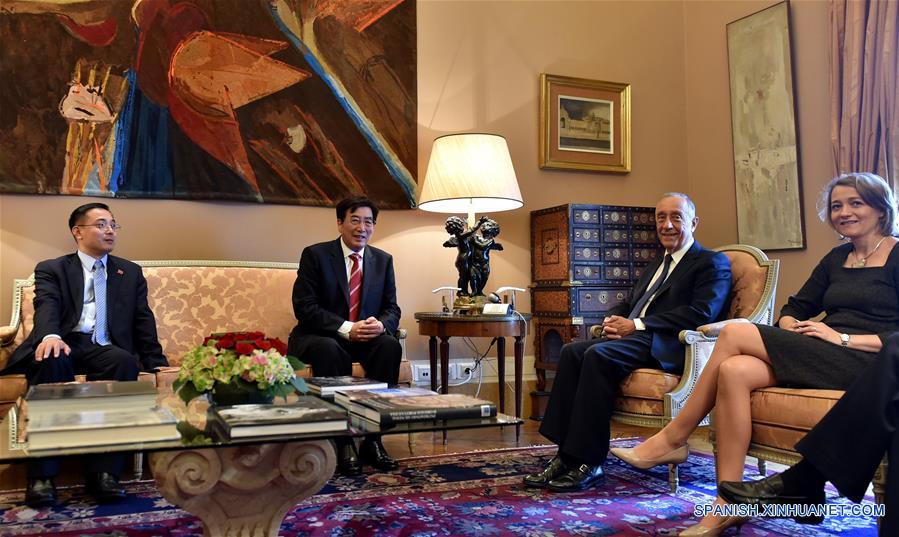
[418,133,523,313]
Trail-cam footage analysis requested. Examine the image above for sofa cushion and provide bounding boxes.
[619,368,681,400]
[747,387,844,451]
[615,396,664,415]
[612,368,681,417]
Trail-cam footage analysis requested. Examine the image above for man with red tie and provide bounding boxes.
[287,196,402,475]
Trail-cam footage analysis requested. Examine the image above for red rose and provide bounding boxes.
[216,337,235,349]
[271,338,287,355]
[256,339,272,351]
[235,342,255,355]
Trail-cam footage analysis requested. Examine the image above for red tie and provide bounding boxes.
[348,253,362,322]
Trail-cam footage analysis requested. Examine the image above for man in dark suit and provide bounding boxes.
[719,333,899,532]
[4,202,168,507]
[524,193,732,492]
[288,196,402,475]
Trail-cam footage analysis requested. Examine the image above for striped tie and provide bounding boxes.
[92,259,110,345]
[348,253,362,322]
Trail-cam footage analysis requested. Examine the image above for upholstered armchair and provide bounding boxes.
[590,244,779,490]
[718,382,888,508]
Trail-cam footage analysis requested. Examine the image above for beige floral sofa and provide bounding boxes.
[0,260,411,414]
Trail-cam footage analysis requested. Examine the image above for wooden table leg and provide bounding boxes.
[428,336,438,393]
[439,336,450,446]
[514,334,525,442]
[150,440,336,537]
[496,337,506,414]
[439,336,450,394]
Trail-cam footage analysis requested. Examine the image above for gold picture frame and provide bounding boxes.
[539,74,631,173]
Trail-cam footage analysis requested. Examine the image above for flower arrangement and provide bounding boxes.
[172,331,306,405]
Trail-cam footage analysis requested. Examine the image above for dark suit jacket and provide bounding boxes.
[607,241,732,371]
[290,238,401,337]
[4,253,168,372]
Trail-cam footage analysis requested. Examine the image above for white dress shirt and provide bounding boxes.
[633,238,693,330]
[42,250,108,342]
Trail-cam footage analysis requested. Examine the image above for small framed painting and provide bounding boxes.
[539,74,631,173]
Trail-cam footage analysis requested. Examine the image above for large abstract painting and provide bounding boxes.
[0,0,417,208]
[727,1,805,250]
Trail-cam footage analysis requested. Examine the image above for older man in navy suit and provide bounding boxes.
[4,202,168,507]
[525,193,733,492]
[288,196,402,475]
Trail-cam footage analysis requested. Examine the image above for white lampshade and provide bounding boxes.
[418,133,522,214]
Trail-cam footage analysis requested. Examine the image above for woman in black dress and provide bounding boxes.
[612,172,899,536]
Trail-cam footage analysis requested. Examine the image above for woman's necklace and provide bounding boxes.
[852,236,889,268]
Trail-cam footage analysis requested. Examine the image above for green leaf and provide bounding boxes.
[272,383,293,400]
[176,381,203,405]
[290,376,308,394]
[287,355,305,370]
[176,421,211,444]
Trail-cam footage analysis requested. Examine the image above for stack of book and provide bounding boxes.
[23,380,179,452]
[333,386,437,410]
[208,397,348,439]
[341,388,498,427]
[305,376,388,399]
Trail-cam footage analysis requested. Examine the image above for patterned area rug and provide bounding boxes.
[0,439,879,536]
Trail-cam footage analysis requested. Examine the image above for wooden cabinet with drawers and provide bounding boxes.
[529,203,659,419]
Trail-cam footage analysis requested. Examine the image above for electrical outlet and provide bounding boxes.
[457,361,476,378]
[447,361,476,381]
[411,364,431,383]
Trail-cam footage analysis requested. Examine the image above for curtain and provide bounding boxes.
[830,0,899,186]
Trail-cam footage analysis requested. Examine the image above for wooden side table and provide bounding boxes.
[414,312,531,440]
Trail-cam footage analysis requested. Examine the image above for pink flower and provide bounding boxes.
[254,354,268,365]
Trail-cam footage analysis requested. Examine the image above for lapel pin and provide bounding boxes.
[117,269,124,275]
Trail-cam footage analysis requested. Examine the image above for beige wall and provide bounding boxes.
[683,0,836,309]
[0,1,836,364]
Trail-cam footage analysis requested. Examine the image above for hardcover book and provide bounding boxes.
[334,386,437,410]
[25,380,157,415]
[26,406,179,451]
[305,376,388,397]
[210,397,348,438]
[349,393,497,427]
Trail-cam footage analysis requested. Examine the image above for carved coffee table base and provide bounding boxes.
[149,440,336,537]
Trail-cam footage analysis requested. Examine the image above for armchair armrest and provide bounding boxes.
[693,318,751,338]
[589,325,602,339]
[396,328,407,339]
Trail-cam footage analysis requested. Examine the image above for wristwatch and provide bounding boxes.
[840,333,850,347]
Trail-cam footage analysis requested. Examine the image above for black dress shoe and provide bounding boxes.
[523,455,567,488]
[336,441,363,476]
[85,472,126,503]
[719,474,825,524]
[25,478,57,507]
[547,463,605,492]
[359,437,399,471]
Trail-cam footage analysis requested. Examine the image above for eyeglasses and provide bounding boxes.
[75,222,122,232]
[348,217,375,228]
